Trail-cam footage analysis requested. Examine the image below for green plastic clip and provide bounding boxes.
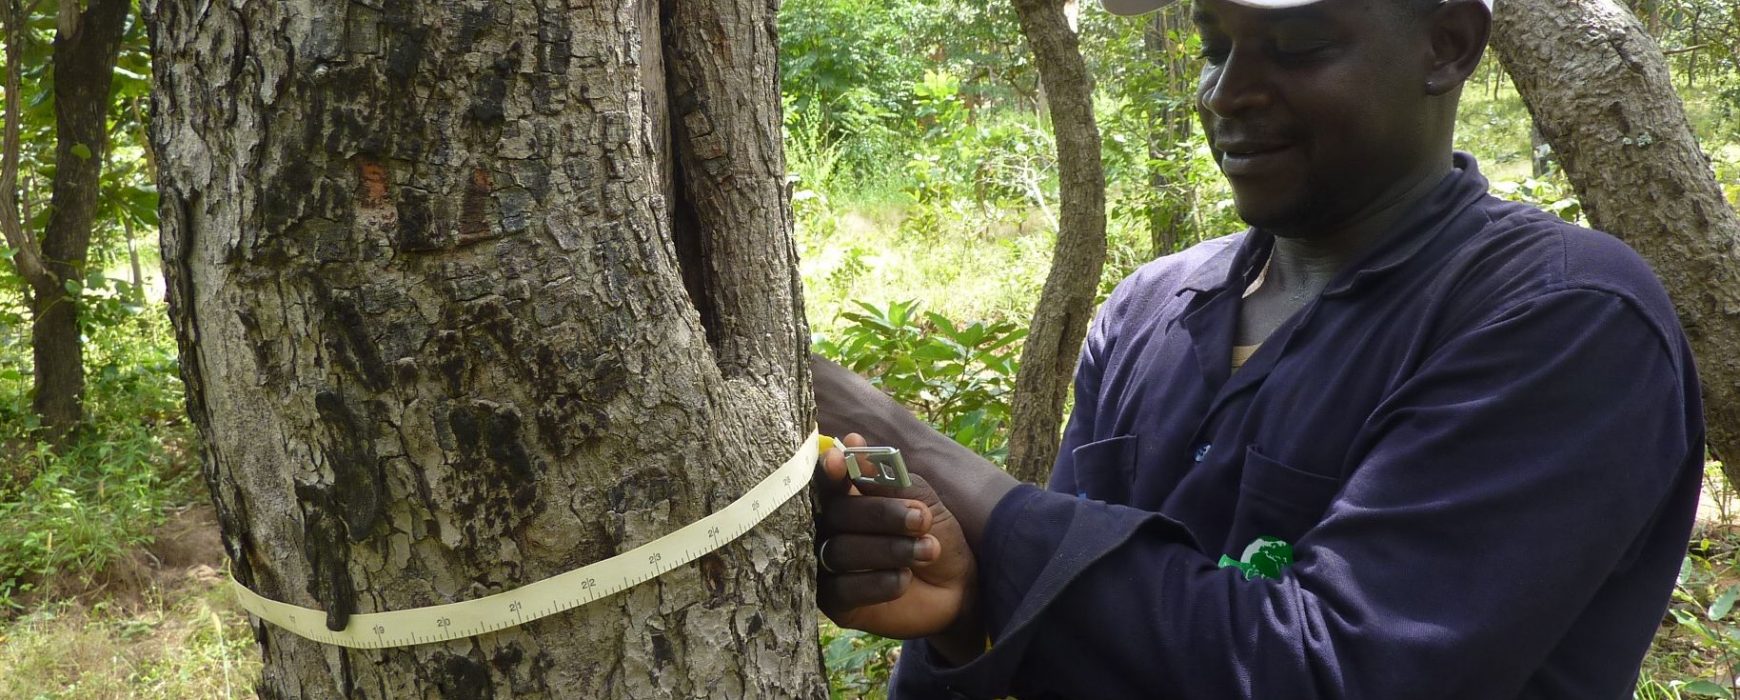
[1218,536,1294,581]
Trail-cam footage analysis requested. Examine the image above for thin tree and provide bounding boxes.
[0,0,131,446]
[147,0,823,695]
[1005,0,1111,486]
[1492,0,1740,486]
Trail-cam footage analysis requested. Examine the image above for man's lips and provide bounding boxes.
[1213,141,1296,176]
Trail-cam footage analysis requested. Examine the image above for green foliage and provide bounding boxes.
[0,308,195,610]
[814,299,1026,461]
[821,621,900,699]
[1490,176,1585,224]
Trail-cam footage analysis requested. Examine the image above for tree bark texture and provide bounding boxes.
[1491,0,1740,485]
[147,0,822,697]
[28,0,129,445]
[1005,0,1108,486]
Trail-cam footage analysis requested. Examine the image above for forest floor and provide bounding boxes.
[0,504,260,700]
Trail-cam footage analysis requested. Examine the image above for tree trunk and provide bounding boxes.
[26,0,129,445]
[1492,0,1740,486]
[146,0,823,696]
[1005,0,1108,486]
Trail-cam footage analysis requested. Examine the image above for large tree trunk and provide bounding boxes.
[1005,0,1108,486]
[1491,0,1740,486]
[25,0,129,445]
[146,0,823,696]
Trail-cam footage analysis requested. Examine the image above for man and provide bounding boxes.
[810,0,1706,697]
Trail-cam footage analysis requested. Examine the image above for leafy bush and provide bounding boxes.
[0,307,196,610]
[821,621,901,699]
[814,299,1026,462]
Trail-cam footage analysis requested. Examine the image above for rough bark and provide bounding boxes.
[22,0,129,445]
[1005,0,1108,486]
[147,0,823,697]
[1491,0,1740,484]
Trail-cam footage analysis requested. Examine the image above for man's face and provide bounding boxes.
[1193,0,1436,236]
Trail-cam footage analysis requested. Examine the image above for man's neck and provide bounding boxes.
[1266,159,1454,295]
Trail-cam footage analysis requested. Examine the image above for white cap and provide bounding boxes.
[1102,0,1491,17]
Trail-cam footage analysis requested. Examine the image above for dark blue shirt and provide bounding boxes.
[893,154,1705,699]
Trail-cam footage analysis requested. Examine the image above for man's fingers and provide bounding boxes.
[821,496,932,536]
[818,569,913,613]
[820,533,940,572]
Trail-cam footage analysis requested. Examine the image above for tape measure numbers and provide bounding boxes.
[230,431,820,649]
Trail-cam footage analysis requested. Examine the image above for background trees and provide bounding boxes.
[0,0,147,448]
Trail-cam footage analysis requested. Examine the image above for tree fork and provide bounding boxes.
[1492,0,1740,485]
[148,0,822,695]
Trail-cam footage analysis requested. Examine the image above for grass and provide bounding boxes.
[0,568,259,700]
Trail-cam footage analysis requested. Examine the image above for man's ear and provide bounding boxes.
[1424,0,1491,96]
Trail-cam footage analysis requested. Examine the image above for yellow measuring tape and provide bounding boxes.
[229,431,820,649]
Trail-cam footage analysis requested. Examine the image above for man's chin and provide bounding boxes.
[1231,200,1296,232]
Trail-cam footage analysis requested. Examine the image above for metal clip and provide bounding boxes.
[820,436,913,488]
[842,445,911,489]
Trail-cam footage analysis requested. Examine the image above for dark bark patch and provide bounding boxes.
[430,653,496,700]
[442,400,544,525]
[382,3,429,82]
[314,390,386,540]
[607,470,673,514]
[698,552,728,601]
[396,188,451,252]
[293,484,357,632]
[650,629,675,667]
[468,57,513,125]
[315,288,392,392]
[490,644,524,673]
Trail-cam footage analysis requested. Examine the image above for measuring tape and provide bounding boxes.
[229,431,820,649]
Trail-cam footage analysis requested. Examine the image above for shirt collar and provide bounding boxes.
[1176,152,1491,298]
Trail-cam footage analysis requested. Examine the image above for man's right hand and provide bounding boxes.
[815,433,979,641]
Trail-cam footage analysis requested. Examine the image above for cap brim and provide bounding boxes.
[1102,0,1490,17]
[1101,0,1323,15]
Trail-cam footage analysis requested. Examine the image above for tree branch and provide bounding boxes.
[0,0,52,290]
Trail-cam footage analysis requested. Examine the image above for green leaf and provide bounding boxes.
[1709,584,1740,621]
[1681,680,1733,697]
[70,143,93,160]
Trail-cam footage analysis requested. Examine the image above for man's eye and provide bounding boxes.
[1271,39,1332,59]
[1197,45,1230,65]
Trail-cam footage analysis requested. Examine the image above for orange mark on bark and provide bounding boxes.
[459,168,493,240]
[357,160,390,208]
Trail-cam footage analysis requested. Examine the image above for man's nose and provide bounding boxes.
[1198,49,1274,118]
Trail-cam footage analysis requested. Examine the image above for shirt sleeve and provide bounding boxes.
[890,284,1121,699]
[895,288,1699,699]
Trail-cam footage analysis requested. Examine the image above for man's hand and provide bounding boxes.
[815,433,977,640]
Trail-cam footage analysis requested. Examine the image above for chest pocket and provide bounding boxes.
[1070,435,1137,504]
[1230,445,1344,548]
